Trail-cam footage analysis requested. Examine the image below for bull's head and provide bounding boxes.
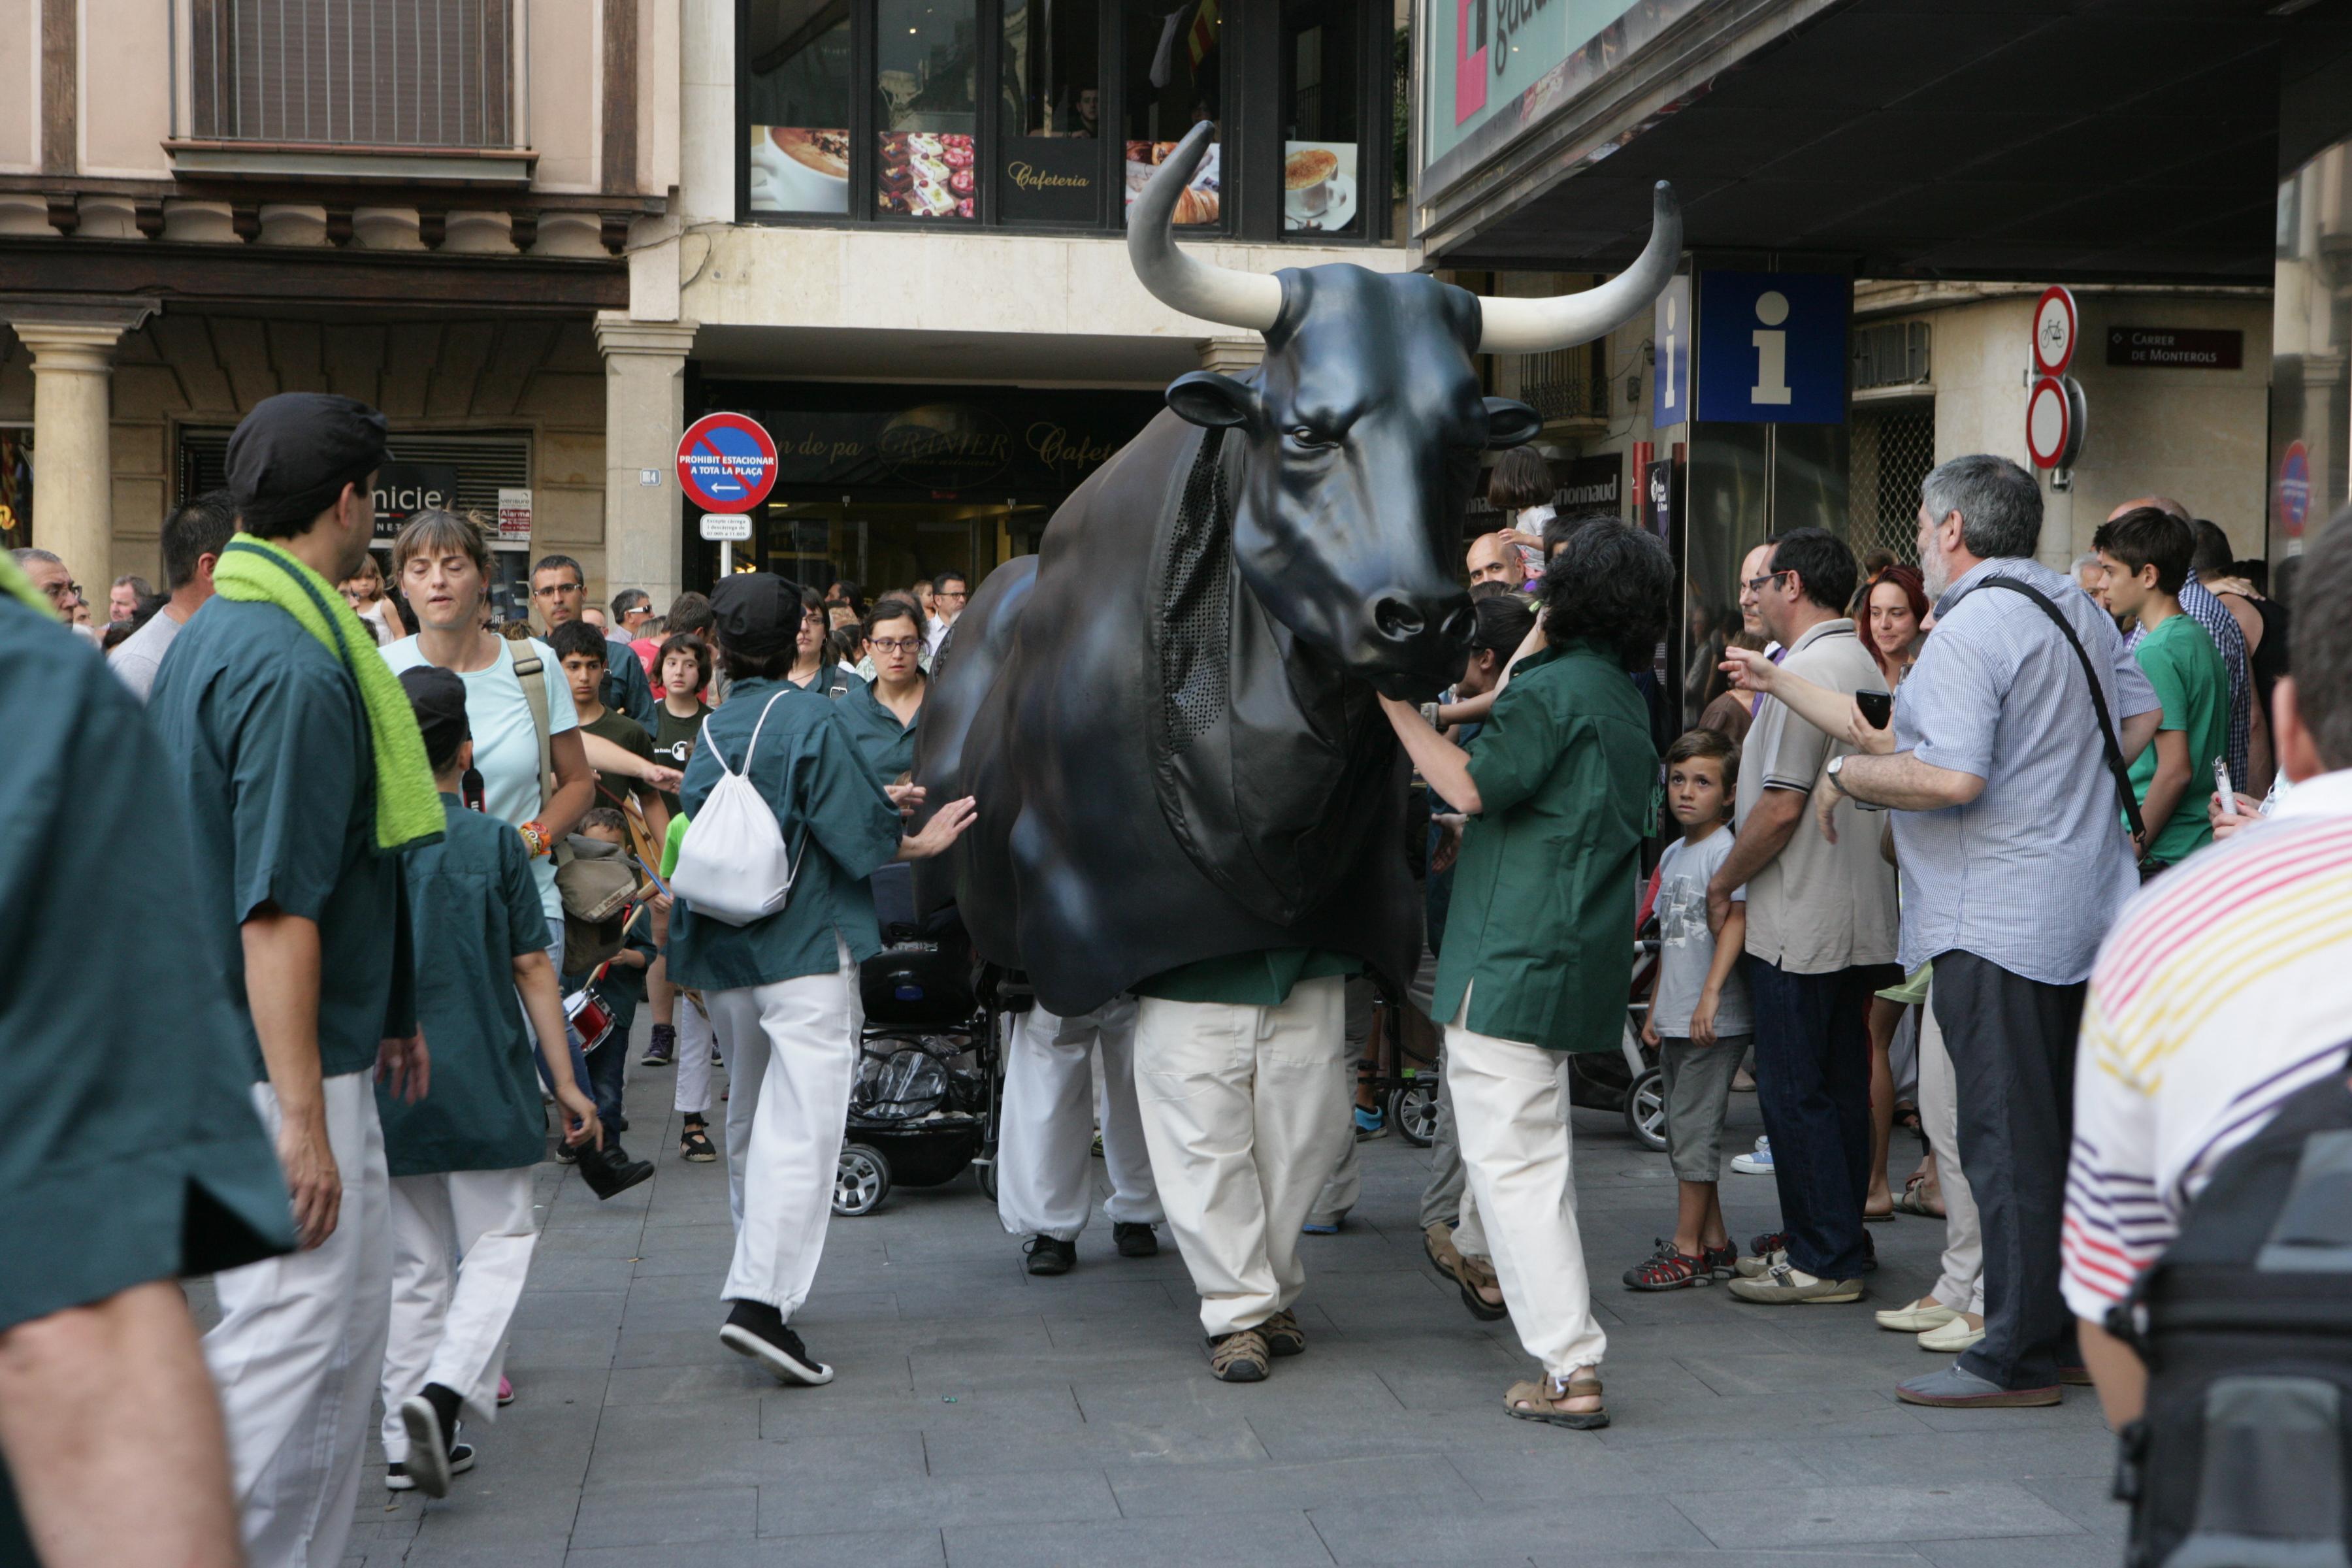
[1128,124,1680,699]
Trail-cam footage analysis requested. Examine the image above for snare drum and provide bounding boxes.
[564,988,617,1054]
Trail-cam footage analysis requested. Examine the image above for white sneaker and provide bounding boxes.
[1730,1135,1774,1175]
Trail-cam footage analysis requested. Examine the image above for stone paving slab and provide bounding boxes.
[172,1017,2125,1567]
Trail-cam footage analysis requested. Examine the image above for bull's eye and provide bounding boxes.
[1288,426,1337,449]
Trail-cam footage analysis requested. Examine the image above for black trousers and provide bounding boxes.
[1745,958,1884,1281]
[1932,950,2084,1390]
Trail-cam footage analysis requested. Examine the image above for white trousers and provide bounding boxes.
[1445,1010,1607,1379]
[706,941,860,1314]
[996,998,1162,1241]
[676,992,716,1118]
[204,1071,390,1568]
[1916,988,1985,1315]
[1134,976,1350,1337]
[376,1168,537,1462]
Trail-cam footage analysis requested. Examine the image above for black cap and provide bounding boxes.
[227,393,389,527]
[708,572,807,657]
[400,666,470,767]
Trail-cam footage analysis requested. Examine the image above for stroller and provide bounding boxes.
[831,862,1004,1217]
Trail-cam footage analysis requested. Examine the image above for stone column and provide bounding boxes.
[1198,335,1264,376]
[1,299,158,589]
[596,312,698,607]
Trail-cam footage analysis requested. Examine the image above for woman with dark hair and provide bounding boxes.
[784,587,863,700]
[1863,565,1929,687]
[1379,522,1676,1431]
[1484,446,1555,589]
[836,599,927,782]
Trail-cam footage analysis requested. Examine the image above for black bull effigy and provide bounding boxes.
[915,125,1679,1018]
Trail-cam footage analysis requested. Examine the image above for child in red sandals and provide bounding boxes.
[1624,731,1752,1292]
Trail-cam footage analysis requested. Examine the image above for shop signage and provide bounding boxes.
[676,413,779,512]
[1653,274,1690,429]
[496,487,532,545]
[706,389,1165,498]
[372,461,459,540]
[1000,139,1098,225]
[2278,441,2311,536]
[1693,272,1850,425]
[2104,326,2243,370]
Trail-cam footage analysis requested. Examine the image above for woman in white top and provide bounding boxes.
[342,551,410,646]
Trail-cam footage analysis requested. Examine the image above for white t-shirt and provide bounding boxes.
[108,603,187,702]
[1652,826,1752,1039]
[380,635,579,932]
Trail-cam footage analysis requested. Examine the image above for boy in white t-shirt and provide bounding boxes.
[1625,729,1753,1291]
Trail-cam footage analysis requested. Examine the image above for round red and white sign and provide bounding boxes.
[2026,375,2071,469]
[2033,286,2078,378]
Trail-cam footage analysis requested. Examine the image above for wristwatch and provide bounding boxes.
[1825,755,1854,798]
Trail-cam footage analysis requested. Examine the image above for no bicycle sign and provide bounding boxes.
[676,413,779,514]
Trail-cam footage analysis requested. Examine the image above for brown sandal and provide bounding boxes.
[1456,1253,1508,1322]
[1505,1371,1607,1430]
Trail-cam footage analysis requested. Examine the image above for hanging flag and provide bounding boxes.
[1186,0,1220,71]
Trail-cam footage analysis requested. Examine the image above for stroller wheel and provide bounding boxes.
[974,1156,998,1201]
[1388,1079,1439,1149]
[834,1143,892,1217]
[1625,1066,1668,1152]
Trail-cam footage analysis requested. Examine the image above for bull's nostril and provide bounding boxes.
[1373,597,1424,641]
[1438,606,1475,645]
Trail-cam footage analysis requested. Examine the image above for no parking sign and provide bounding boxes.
[676,414,779,514]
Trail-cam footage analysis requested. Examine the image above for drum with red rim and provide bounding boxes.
[564,988,616,1054]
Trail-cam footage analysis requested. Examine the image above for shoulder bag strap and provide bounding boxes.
[510,647,570,866]
[1960,577,2148,843]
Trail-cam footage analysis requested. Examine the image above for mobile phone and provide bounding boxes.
[2215,758,2238,816]
[1855,690,1893,730]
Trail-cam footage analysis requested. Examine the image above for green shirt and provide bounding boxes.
[837,675,922,783]
[580,704,657,815]
[666,679,907,991]
[150,596,417,1081]
[2127,610,2230,866]
[1431,640,1655,1052]
[378,796,553,1177]
[1133,948,1362,1005]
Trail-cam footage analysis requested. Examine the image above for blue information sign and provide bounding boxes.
[1694,271,1851,425]
[1652,275,1691,430]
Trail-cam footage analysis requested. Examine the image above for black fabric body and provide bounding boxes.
[2120,1051,2352,1568]
[913,406,1421,1017]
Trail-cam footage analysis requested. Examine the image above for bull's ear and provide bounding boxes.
[1482,398,1544,449]
[1166,371,1258,429]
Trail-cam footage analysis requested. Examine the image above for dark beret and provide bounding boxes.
[399,665,470,764]
[227,393,389,523]
[708,572,808,658]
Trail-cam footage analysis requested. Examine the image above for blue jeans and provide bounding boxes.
[1744,957,1889,1281]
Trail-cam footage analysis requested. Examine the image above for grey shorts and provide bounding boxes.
[1660,1033,1750,1183]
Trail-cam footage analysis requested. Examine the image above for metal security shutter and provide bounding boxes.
[1846,400,1935,565]
[191,0,514,147]
[178,429,532,516]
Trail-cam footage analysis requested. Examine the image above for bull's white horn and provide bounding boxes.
[1474,182,1682,355]
[1126,122,1284,332]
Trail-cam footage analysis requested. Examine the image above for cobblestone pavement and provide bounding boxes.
[210,1026,2123,1568]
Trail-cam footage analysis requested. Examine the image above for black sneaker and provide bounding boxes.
[396,1383,465,1499]
[720,1299,832,1386]
[1024,1235,1076,1276]
[1112,1222,1158,1258]
[553,1138,580,1166]
[385,1443,473,1492]
[642,1024,676,1067]
[578,1142,655,1201]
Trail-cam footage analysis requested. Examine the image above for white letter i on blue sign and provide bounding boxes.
[1751,290,1792,406]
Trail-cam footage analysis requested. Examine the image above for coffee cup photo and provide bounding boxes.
[1282,141,1357,232]
[751,125,850,214]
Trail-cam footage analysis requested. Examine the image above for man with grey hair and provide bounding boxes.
[8,547,73,623]
[2070,552,2105,600]
[1825,453,2161,1411]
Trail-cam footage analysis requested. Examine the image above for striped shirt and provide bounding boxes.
[2059,768,2352,1320]
[2125,571,2250,787]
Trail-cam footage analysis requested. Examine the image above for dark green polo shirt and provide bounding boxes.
[1431,640,1654,1052]
[378,796,553,1178]
[1133,949,1362,1005]
[150,596,417,1081]
[837,674,921,783]
[666,679,906,992]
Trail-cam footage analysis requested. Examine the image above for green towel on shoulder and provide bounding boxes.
[214,536,442,855]
[0,553,52,616]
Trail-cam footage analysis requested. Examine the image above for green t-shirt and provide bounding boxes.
[1431,639,1655,1052]
[838,676,921,784]
[0,597,294,1337]
[150,596,417,1081]
[2127,611,2230,866]
[378,796,554,1177]
[1133,948,1362,1005]
[580,704,657,815]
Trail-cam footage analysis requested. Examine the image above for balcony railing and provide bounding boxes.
[182,0,525,149]
[1517,344,1612,423]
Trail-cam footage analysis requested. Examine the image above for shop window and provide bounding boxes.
[876,0,981,221]
[1120,0,1224,229]
[998,1,1105,223]
[747,1,855,214]
[1280,0,1361,237]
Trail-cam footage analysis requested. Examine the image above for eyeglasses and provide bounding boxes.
[935,589,968,602]
[41,580,78,602]
[531,582,580,598]
[1743,570,1793,595]
[870,636,923,653]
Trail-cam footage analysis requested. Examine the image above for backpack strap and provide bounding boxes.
[508,647,572,868]
[1949,576,2148,844]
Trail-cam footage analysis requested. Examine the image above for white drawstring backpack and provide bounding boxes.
[668,691,805,926]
